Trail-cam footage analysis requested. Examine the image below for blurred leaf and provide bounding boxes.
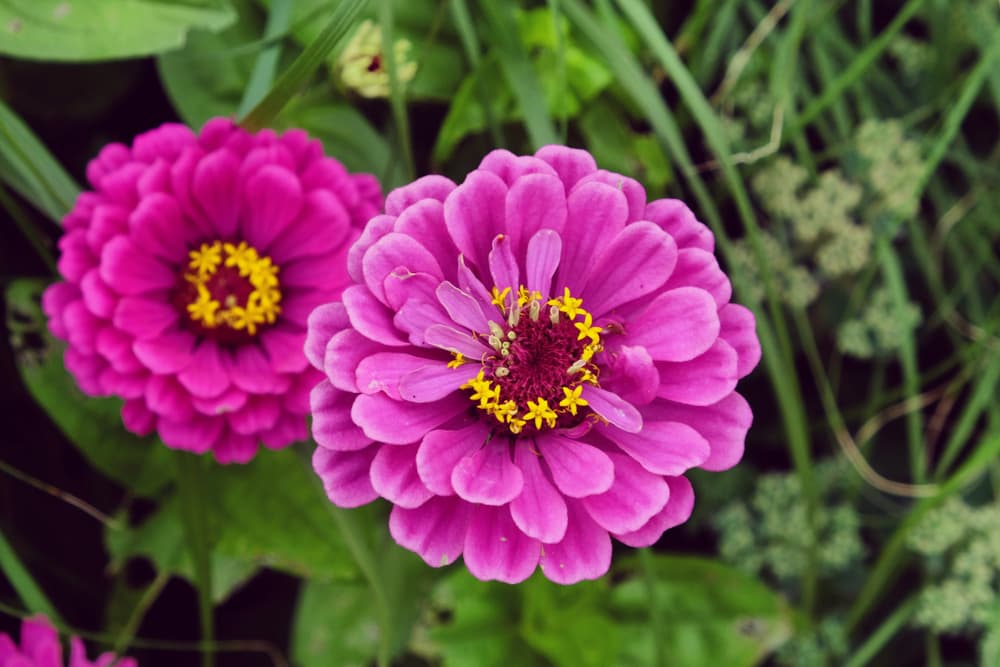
[432,56,512,164]
[610,555,791,667]
[520,577,620,667]
[578,99,671,196]
[0,0,236,62]
[157,0,265,128]
[5,279,174,498]
[0,99,80,222]
[406,37,465,101]
[0,526,60,622]
[237,0,293,116]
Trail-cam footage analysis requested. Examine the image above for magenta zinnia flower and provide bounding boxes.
[306,147,760,583]
[0,616,137,667]
[44,118,381,463]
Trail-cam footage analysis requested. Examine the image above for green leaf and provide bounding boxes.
[157,0,265,128]
[0,99,80,223]
[610,555,791,667]
[5,279,174,498]
[0,526,60,622]
[0,0,236,62]
[432,56,512,164]
[520,577,620,667]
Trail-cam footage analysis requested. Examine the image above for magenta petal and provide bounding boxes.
[436,281,491,333]
[261,328,309,374]
[242,165,304,248]
[390,496,470,567]
[719,303,761,378]
[356,351,439,399]
[657,338,738,406]
[100,236,174,295]
[305,302,349,370]
[58,229,95,282]
[177,340,229,398]
[645,393,752,471]
[487,234,519,296]
[370,443,433,508]
[456,255,496,314]
[352,392,470,445]
[311,379,372,451]
[538,433,614,498]
[556,183,628,295]
[228,396,280,435]
[226,345,291,394]
[158,414,223,454]
[627,287,720,362]
[525,229,561,298]
[576,170,646,223]
[113,296,179,340]
[423,324,491,358]
[21,616,62,665]
[510,444,567,543]
[444,170,507,272]
[129,192,189,261]
[398,363,469,403]
[213,429,259,464]
[600,419,709,476]
[392,199,458,279]
[96,327,143,373]
[325,328,385,392]
[363,232,442,305]
[583,222,677,316]
[663,248,732,306]
[80,270,117,319]
[615,475,695,547]
[260,412,307,449]
[581,453,669,533]
[645,198,714,252]
[268,189,349,262]
[313,445,379,507]
[581,385,642,433]
[347,214,395,283]
[539,499,611,584]
[478,149,558,185]
[122,399,156,435]
[132,330,195,374]
[601,344,659,406]
[385,174,457,215]
[463,504,540,583]
[192,149,241,236]
[535,145,597,191]
[342,285,409,347]
[416,423,488,495]
[63,301,100,354]
[504,173,567,260]
[452,443,524,505]
[146,375,194,420]
[192,385,247,415]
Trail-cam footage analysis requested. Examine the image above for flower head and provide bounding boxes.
[0,615,137,667]
[306,146,760,583]
[337,19,418,98]
[44,118,382,463]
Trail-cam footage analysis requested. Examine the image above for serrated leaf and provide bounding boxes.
[0,0,236,62]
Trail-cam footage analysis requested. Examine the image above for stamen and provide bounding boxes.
[529,300,540,322]
[488,321,505,340]
[549,305,560,324]
[495,366,510,377]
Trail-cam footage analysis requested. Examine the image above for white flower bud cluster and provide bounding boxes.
[836,287,922,359]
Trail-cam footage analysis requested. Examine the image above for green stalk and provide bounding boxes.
[448,0,505,148]
[842,595,917,667]
[0,526,60,622]
[378,0,415,180]
[175,454,215,667]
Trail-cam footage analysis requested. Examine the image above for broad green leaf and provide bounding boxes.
[520,577,620,667]
[157,0,265,127]
[0,0,236,62]
[5,279,174,498]
[610,555,791,667]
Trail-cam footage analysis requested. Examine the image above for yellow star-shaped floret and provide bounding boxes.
[558,385,589,416]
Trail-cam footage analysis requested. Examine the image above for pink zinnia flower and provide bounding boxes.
[44,118,381,463]
[0,615,137,666]
[306,147,760,583]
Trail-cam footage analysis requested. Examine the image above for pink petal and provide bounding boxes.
[267,189,350,262]
[644,198,714,252]
[392,199,459,279]
[538,499,611,584]
[452,443,524,505]
[225,345,291,394]
[644,393,752,471]
[487,233,519,296]
[615,475,695,547]
[581,385,642,433]
[132,330,196,374]
[535,145,597,191]
[351,392,470,445]
[415,423,488,495]
[58,229,96,282]
[478,149,558,185]
[177,340,229,397]
[537,433,614,498]
[719,303,761,378]
[356,351,440,399]
[444,169,507,272]
[576,169,646,223]
[259,412,308,449]
[504,173,567,260]
[310,379,372,451]
[423,324,491,358]
[158,414,223,454]
[581,452,669,533]
[191,385,247,415]
[100,236,175,295]
[582,222,677,316]
[304,302,350,370]
[146,375,194,420]
[342,285,410,347]
[212,429,259,464]
[510,444,567,543]
[627,287,720,362]
[347,214,395,283]
[363,232,443,305]
[261,327,309,374]
[63,301,100,354]
[525,229,561,298]
[390,495,470,567]
[281,253,352,289]
[113,296,179,340]
[463,504,540,583]
[556,182,629,295]
[385,174,457,215]
[87,204,128,252]
[191,149,241,237]
[80,269,117,319]
[600,344,659,406]
[398,363,469,403]
[99,368,146,399]
[324,328,386,392]
[228,395,280,435]
[134,122,195,162]
[436,281,491,333]
[95,327,143,373]
[313,445,379,507]
[21,616,62,665]
[662,248,732,306]
[656,338,738,406]
[122,399,156,435]
[370,443,434,508]
[128,192,190,261]
[599,419,709,476]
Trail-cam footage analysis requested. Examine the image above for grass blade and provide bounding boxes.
[236,0,294,117]
[0,525,60,622]
[448,0,504,147]
[378,0,415,180]
[175,454,216,667]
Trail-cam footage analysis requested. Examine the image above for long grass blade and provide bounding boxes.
[0,526,60,622]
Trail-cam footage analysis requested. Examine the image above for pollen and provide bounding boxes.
[174,240,282,343]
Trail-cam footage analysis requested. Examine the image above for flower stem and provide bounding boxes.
[175,453,215,667]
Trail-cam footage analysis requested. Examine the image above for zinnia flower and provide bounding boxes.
[44,118,381,463]
[306,146,760,583]
[0,615,137,667]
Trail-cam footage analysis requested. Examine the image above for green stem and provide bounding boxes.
[113,571,170,657]
[0,525,60,622]
[175,454,215,667]
[842,595,917,667]
[378,0,415,180]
